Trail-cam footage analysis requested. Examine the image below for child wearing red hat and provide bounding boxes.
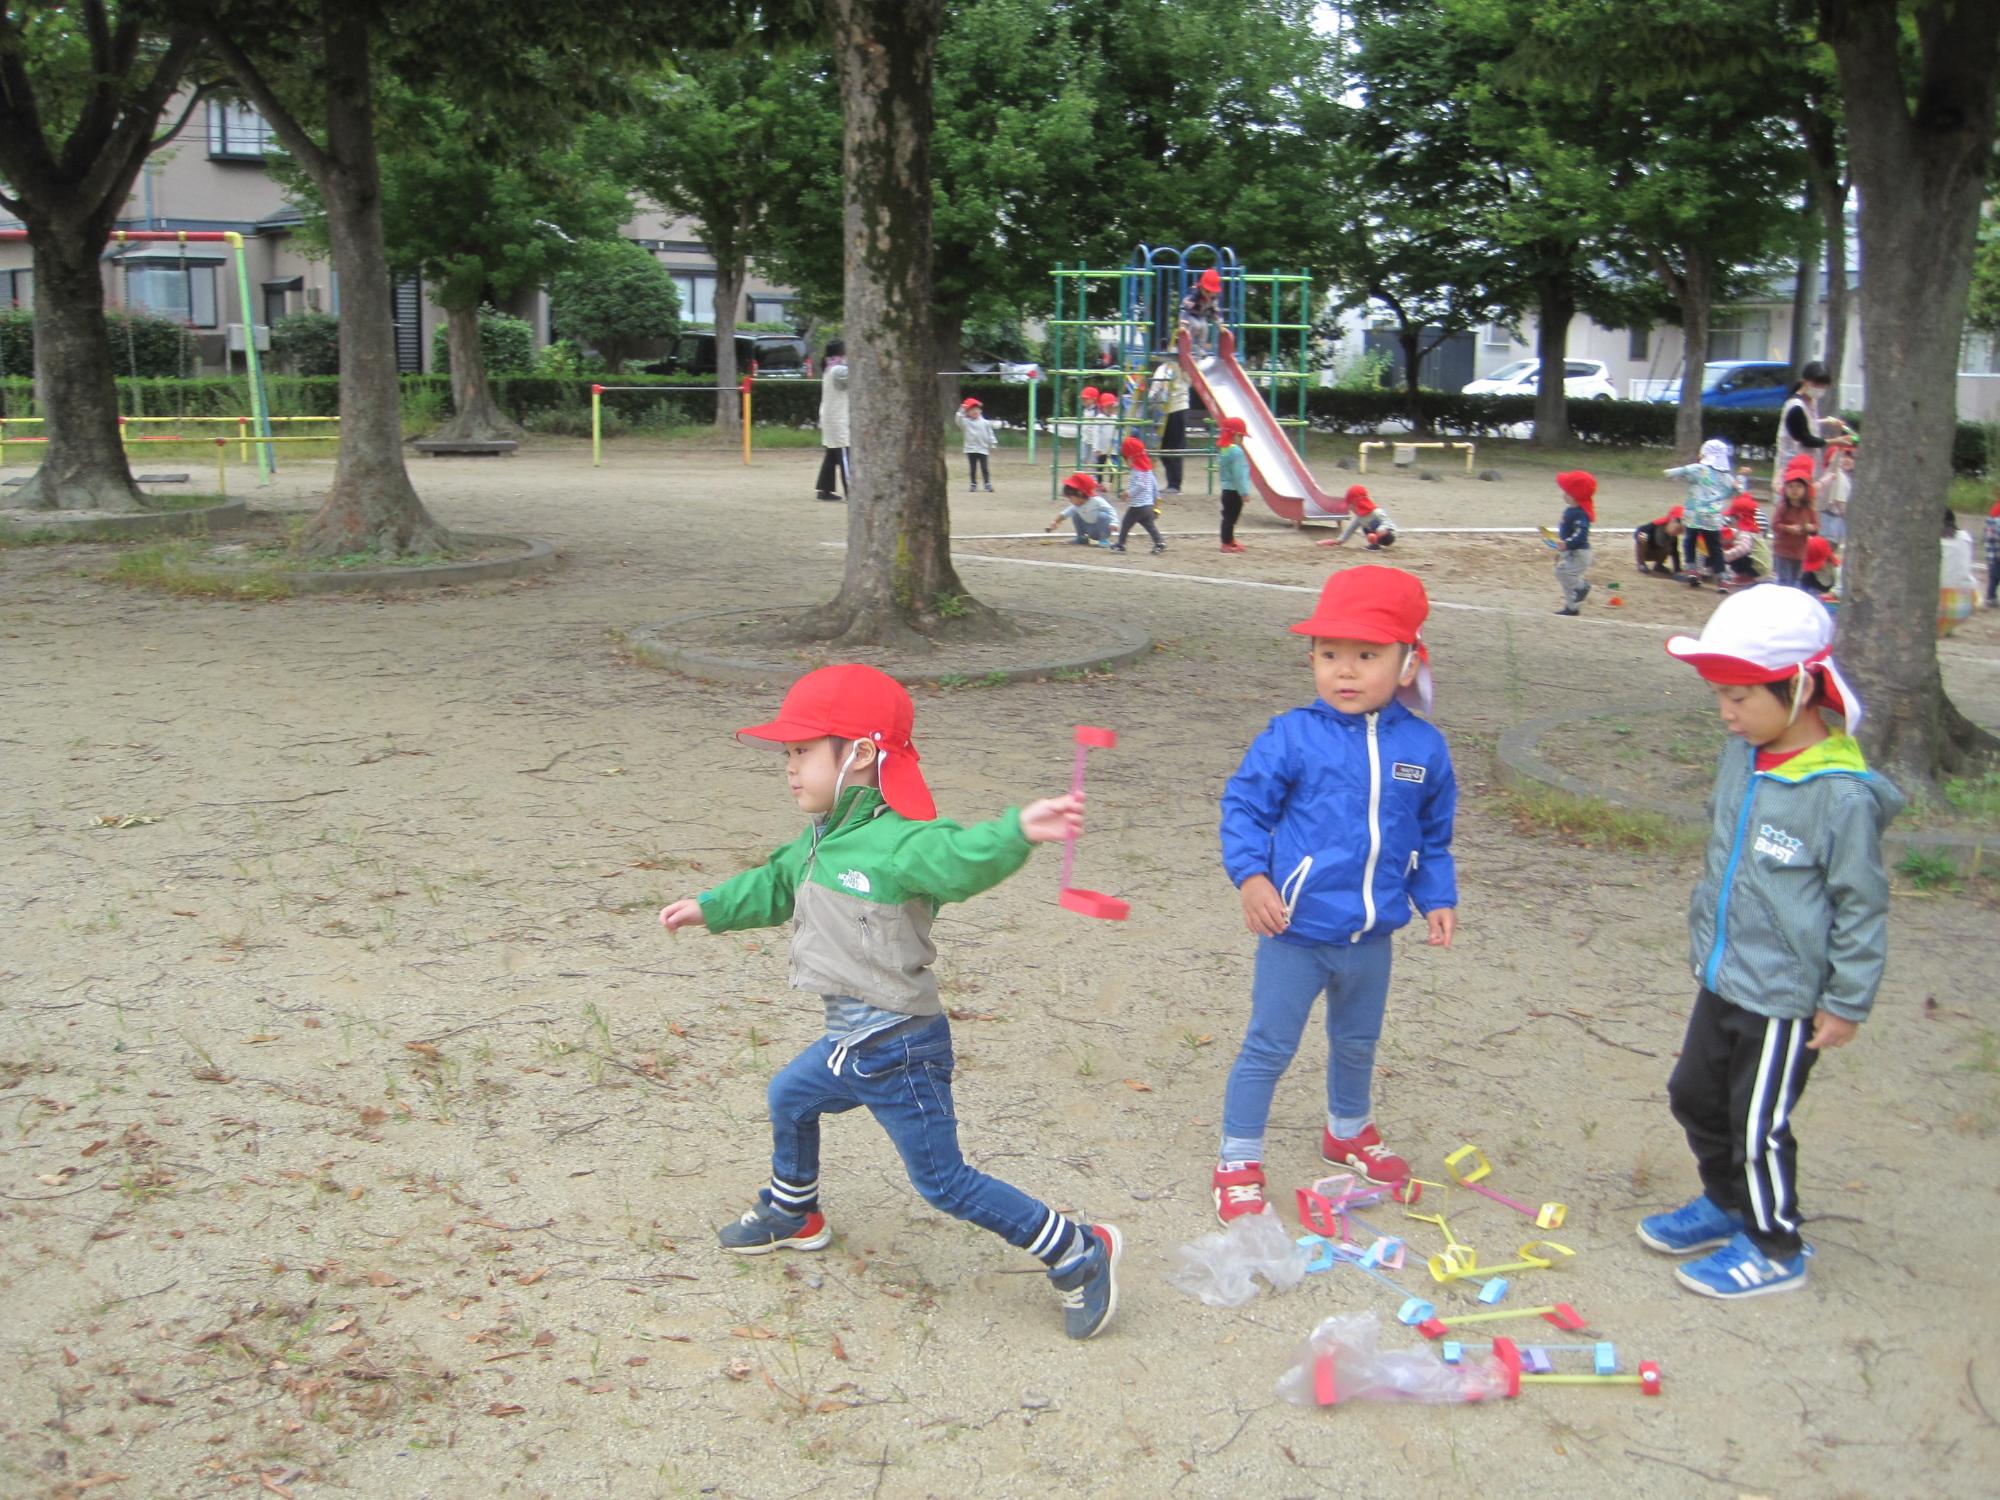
[1087,390,1122,483]
[1633,505,1685,577]
[1719,520,1771,588]
[657,664,1123,1338]
[1216,416,1251,552]
[1045,471,1116,545]
[1212,567,1458,1220]
[1770,455,1819,587]
[1798,534,1838,599]
[1109,434,1165,554]
[956,396,998,493]
[1319,485,1397,550]
[1985,493,2000,609]
[1552,471,1596,615]
[1181,267,1223,361]
[1644,588,1901,1299]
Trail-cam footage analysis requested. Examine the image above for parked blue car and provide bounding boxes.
[1652,360,1792,409]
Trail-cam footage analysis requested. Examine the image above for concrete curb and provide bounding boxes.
[180,534,556,595]
[626,607,1153,688]
[1495,700,1995,861]
[0,500,248,541]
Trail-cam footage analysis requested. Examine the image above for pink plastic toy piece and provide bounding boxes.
[1313,1354,1338,1406]
[1057,725,1129,921]
[1491,1337,1523,1399]
[1639,1361,1662,1396]
[1544,1304,1585,1332]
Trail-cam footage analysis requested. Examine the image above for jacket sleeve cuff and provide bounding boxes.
[1819,995,1871,1024]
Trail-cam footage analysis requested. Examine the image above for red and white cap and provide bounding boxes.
[1665,586,1860,727]
[736,664,936,819]
[960,396,982,409]
[1289,565,1433,712]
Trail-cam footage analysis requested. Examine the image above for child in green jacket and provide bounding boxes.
[658,664,1122,1339]
[1641,588,1902,1299]
[1216,415,1251,553]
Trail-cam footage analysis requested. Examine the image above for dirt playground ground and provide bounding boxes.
[2,436,1998,1500]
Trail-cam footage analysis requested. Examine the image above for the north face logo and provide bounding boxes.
[837,869,871,893]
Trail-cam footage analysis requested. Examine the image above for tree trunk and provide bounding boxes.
[1530,272,1575,447]
[11,216,143,511]
[1669,251,1711,457]
[934,311,963,433]
[431,302,526,443]
[1788,203,1818,376]
[1398,326,1427,433]
[712,247,743,437]
[804,0,995,648]
[1821,0,2000,791]
[1820,175,1851,391]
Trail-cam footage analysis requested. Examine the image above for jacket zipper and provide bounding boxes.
[1356,714,1382,939]
[1703,757,1760,990]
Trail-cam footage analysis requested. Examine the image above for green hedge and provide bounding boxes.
[431,308,534,378]
[0,306,201,379]
[270,312,340,376]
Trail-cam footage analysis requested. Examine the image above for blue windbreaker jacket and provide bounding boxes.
[1220,698,1458,944]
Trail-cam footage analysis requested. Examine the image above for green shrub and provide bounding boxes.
[549,241,681,368]
[270,312,340,376]
[430,306,534,377]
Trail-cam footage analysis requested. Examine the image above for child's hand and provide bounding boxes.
[1424,908,1456,947]
[1240,874,1288,937]
[1807,1009,1857,1050]
[1020,793,1083,845]
[658,898,706,933]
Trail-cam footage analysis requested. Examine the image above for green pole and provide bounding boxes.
[1028,373,1038,462]
[226,233,272,483]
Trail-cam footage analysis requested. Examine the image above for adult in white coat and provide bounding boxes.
[815,341,851,501]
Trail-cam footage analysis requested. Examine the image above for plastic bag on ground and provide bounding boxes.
[1167,1207,1312,1307]
[1275,1311,1512,1407]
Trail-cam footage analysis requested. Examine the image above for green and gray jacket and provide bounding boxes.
[698,787,1033,1014]
[1688,733,1903,1024]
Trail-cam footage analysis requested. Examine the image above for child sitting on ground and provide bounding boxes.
[1212,567,1457,1219]
[1799,535,1838,599]
[1644,587,1900,1298]
[1109,434,1166,554]
[1553,470,1596,616]
[1720,522,1771,587]
[1664,439,1736,587]
[1317,486,1396,549]
[657,664,1121,1339]
[1045,471,1116,546]
[956,397,998,493]
[1634,506,1686,576]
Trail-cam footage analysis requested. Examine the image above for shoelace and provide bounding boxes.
[1221,1184,1263,1205]
[1060,1285,1086,1308]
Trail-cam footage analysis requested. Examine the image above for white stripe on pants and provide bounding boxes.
[1742,1015,1808,1237]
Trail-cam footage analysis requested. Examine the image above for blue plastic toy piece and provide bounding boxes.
[1477,1277,1510,1305]
[1441,1341,1464,1365]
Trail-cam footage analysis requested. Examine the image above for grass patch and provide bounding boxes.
[1895,848,1962,892]
[1942,769,2000,822]
[106,540,291,599]
[1492,784,1703,854]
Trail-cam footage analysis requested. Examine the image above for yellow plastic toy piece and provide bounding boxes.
[1443,1144,1492,1186]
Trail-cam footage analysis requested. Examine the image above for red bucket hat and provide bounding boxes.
[1216,416,1248,446]
[1199,268,1221,294]
[1725,493,1761,531]
[736,664,936,820]
[1344,484,1376,517]
[1063,472,1101,497]
[1080,385,1100,403]
[1782,453,1816,495]
[960,396,982,409]
[1556,470,1597,522]
[1120,434,1153,471]
[1665,586,1860,726]
[1096,391,1120,409]
[1289,565,1433,711]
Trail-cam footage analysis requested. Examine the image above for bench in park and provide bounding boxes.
[411,439,519,458]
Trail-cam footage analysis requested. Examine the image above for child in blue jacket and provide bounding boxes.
[1212,567,1458,1220]
[1644,588,1902,1299]
[1553,470,1595,615]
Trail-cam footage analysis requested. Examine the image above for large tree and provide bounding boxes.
[0,3,203,511]
[1819,0,2000,787]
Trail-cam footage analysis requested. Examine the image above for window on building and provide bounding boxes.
[207,99,277,159]
[671,272,716,325]
[2,268,30,309]
[126,264,219,328]
[1482,321,1511,348]
[747,295,794,324]
[1707,311,1770,363]
[1628,327,1649,361]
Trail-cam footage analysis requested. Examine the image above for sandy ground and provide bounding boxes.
[2,436,1998,1500]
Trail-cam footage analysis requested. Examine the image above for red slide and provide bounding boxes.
[1177,326,1350,524]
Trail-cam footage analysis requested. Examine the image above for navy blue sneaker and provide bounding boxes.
[717,1199,831,1255]
[1674,1232,1811,1299]
[1636,1195,1743,1255]
[1050,1223,1122,1339]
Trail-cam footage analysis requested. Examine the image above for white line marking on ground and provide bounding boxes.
[949,527,1544,540]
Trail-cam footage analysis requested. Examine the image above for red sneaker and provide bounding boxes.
[1321,1123,1409,1186]
[1211,1163,1267,1223]
[1219,541,1247,553]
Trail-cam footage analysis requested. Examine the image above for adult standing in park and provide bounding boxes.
[1772,360,1849,496]
[815,339,851,502]
[1149,350,1192,495]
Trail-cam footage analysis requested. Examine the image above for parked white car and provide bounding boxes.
[1463,358,1619,400]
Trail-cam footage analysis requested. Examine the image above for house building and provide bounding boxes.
[0,95,799,376]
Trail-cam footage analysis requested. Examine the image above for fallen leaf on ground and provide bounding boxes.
[516,1266,549,1286]
[485,1402,525,1417]
[1121,1079,1153,1092]
[830,1334,848,1362]
[731,1325,773,1340]
[366,1270,397,1288]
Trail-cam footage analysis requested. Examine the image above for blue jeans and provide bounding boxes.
[1221,933,1395,1159]
[1069,513,1110,543]
[765,1017,1070,1257]
[1773,554,1803,587]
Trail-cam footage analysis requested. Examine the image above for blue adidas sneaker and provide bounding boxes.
[1675,1232,1811,1299]
[1636,1194,1743,1255]
[1050,1223,1122,1340]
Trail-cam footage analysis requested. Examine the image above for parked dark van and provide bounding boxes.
[646,333,809,378]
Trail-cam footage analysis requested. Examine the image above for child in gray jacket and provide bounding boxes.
[1641,587,1902,1300]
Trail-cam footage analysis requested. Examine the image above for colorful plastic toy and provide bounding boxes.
[1476,1278,1509,1305]
[1057,726,1128,920]
[1298,1235,1436,1324]
[1430,1239,1574,1285]
[1525,1342,1619,1376]
[1441,1144,1567,1229]
[1493,1338,1660,1396]
[1415,1303,1586,1341]
[1406,1209,1477,1277]
[1296,1172,1390,1237]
